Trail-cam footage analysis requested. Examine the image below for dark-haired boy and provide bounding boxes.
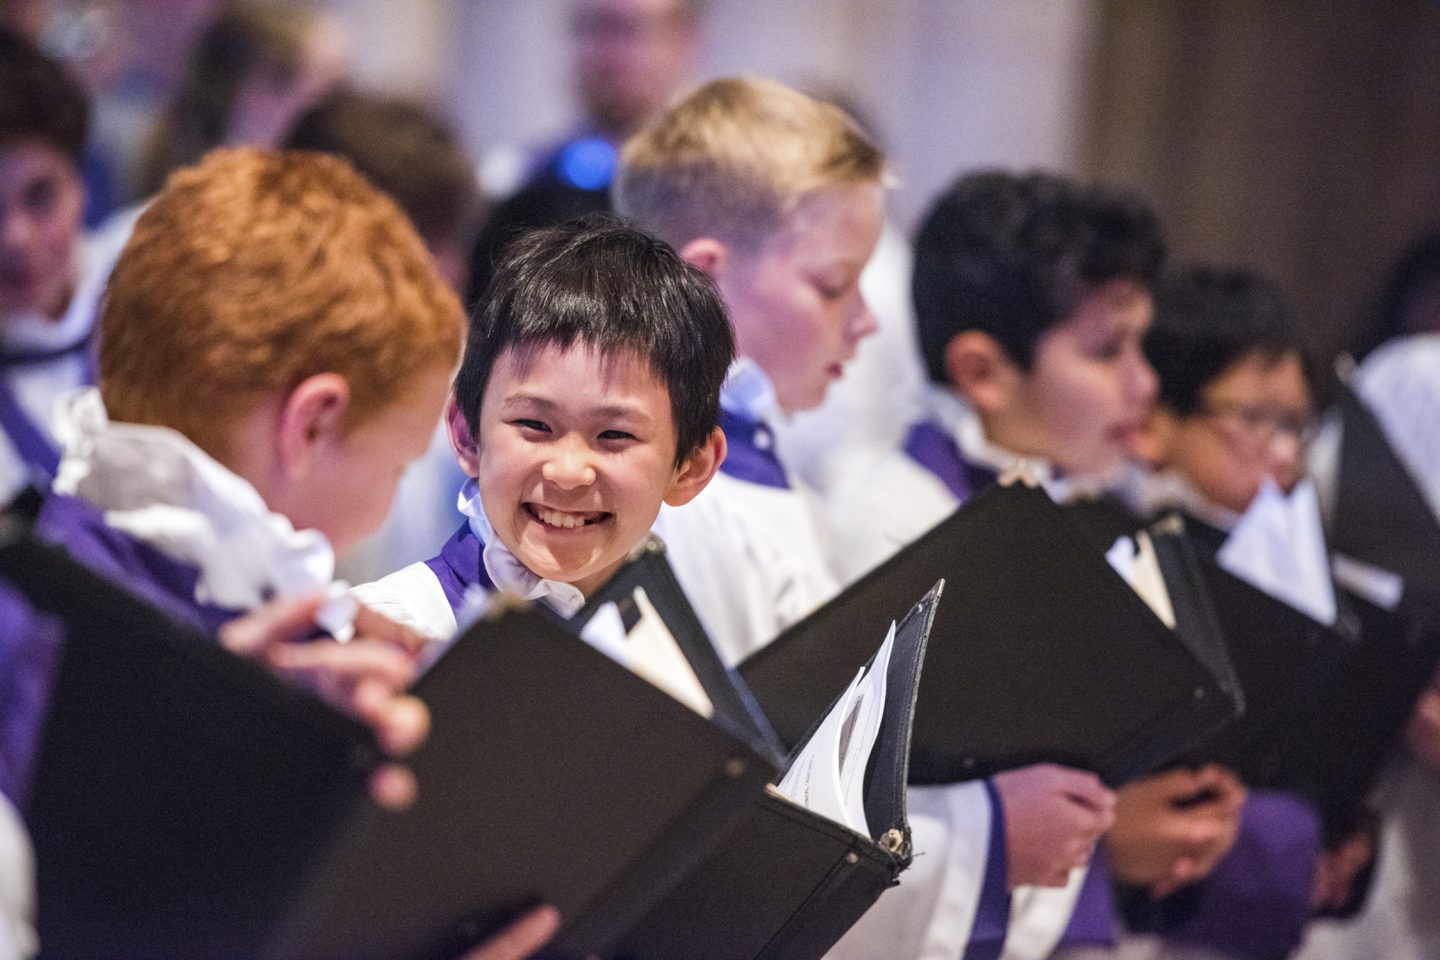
[1125,266,1366,960]
[355,217,730,636]
[825,171,1246,959]
[0,27,118,506]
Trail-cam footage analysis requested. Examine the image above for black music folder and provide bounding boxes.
[1331,381,1440,624]
[574,536,784,764]
[0,520,776,960]
[740,481,1243,789]
[613,582,941,960]
[1066,498,1440,837]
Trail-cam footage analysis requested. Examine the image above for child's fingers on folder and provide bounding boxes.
[457,906,561,960]
[353,602,431,659]
[218,592,327,655]
[993,764,1115,889]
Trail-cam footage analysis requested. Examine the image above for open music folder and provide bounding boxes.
[576,541,942,960]
[0,519,776,960]
[1066,496,1440,839]
[740,480,1244,789]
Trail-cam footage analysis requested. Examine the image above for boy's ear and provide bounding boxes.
[1132,406,1179,468]
[943,331,1020,414]
[276,373,351,479]
[445,397,481,478]
[663,426,727,507]
[678,237,730,280]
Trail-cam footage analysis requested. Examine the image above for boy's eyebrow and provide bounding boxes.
[500,394,655,424]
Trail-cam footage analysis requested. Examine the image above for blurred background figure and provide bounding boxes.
[464,0,701,305]
[135,1,351,199]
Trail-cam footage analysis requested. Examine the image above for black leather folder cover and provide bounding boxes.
[575,537,785,763]
[270,599,776,960]
[612,582,940,960]
[1332,383,1440,623]
[740,483,1241,788]
[0,519,380,960]
[1066,499,1440,833]
[1,520,776,960]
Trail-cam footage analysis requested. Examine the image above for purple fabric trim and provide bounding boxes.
[0,376,61,483]
[423,523,495,616]
[963,779,1013,960]
[0,581,62,808]
[902,420,998,505]
[1059,846,1119,947]
[34,493,243,636]
[1158,790,1322,958]
[717,407,789,490]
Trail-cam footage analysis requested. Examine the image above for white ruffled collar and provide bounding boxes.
[456,477,587,618]
[50,388,335,610]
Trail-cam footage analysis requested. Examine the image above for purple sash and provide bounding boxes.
[962,780,1014,960]
[903,420,999,505]
[717,407,789,490]
[34,493,242,635]
[423,523,496,616]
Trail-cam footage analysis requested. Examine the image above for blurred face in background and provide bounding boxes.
[0,139,84,320]
[570,0,698,139]
[1139,350,1314,514]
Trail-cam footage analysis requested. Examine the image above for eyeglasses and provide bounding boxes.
[1193,399,1317,451]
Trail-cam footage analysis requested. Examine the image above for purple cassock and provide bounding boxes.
[0,580,63,808]
[34,493,244,636]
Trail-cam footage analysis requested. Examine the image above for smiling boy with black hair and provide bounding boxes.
[355,217,732,637]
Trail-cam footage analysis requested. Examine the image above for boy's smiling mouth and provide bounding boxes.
[524,503,610,530]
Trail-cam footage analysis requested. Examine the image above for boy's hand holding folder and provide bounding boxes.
[219,594,433,811]
[992,764,1114,889]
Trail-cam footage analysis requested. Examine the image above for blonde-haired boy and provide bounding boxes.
[616,74,883,661]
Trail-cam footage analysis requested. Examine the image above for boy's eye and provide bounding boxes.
[511,418,550,433]
[22,177,58,215]
[598,429,637,442]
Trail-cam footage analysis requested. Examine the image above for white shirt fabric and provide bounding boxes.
[0,796,35,960]
[652,360,841,666]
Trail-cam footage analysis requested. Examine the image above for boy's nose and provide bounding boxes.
[541,440,598,489]
[846,295,879,345]
[1266,432,1304,491]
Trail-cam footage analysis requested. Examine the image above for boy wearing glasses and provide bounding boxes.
[1134,266,1316,523]
[1130,265,1372,960]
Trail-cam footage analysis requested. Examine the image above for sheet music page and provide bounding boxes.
[776,620,896,835]
[1105,532,1177,628]
[623,587,714,718]
[1218,478,1337,625]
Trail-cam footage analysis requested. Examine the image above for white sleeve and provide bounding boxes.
[655,474,839,666]
[351,561,458,642]
[823,446,961,584]
[1002,869,1090,960]
[827,781,997,960]
[0,795,36,960]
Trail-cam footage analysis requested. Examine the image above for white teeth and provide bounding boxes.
[533,506,601,529]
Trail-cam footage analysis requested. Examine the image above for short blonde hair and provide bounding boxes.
[615,75,884,252]
[101,147,463,458]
